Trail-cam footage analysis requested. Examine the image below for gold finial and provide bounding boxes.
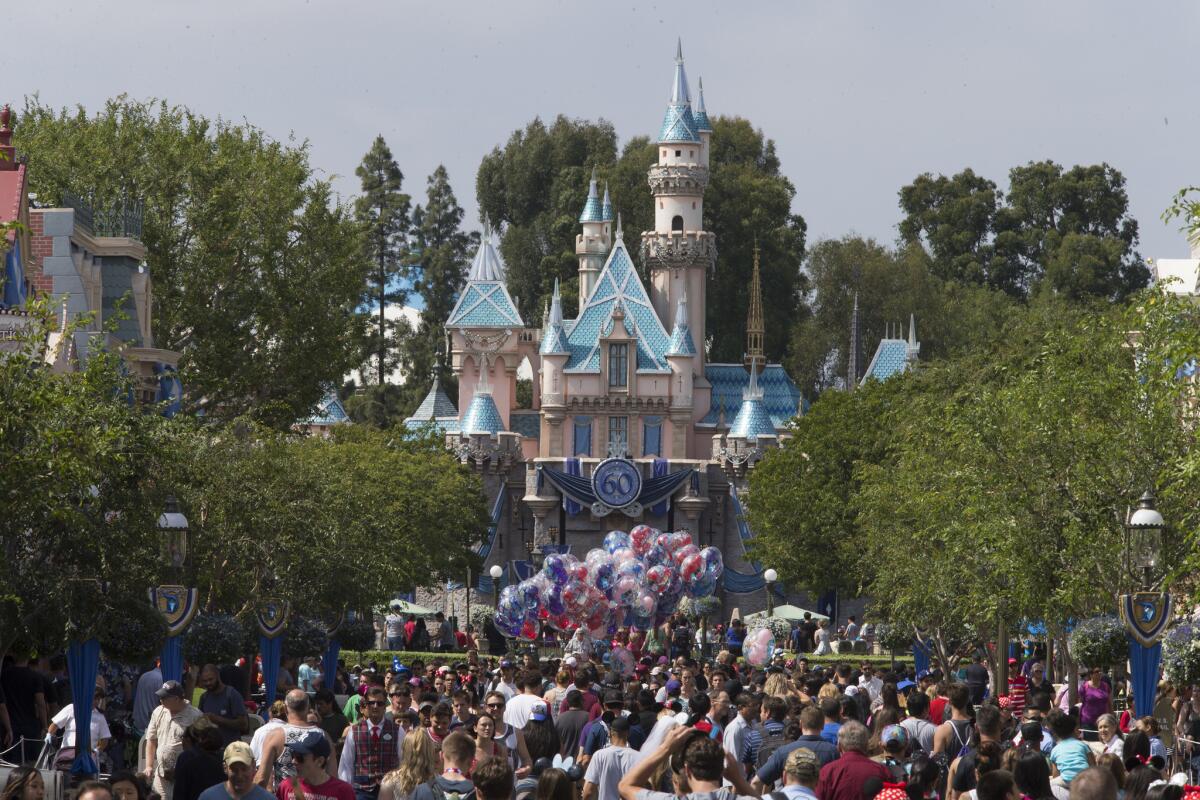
[745,238,765,370]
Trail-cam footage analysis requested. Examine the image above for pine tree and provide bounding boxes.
[354,136,411,385]
[408,165,476,388]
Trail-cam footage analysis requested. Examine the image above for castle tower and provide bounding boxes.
[693,77,713,168]
[642,40,715,363]
[576,167,612,300]
[665,287,697,456]
[538,278,570,457]
[745,241,764,370]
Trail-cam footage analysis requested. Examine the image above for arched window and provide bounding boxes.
[671,215,684,231]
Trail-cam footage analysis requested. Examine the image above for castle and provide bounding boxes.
[404,43,915,620]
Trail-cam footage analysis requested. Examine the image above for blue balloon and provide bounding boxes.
[643,544,670,568]
[545,583,566,616]
[686,574,717,598]
[603,530,631,554]
[542,553,570,585]
[518,579,542,612]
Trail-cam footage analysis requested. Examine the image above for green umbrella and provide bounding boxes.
[379,599,437,617]
[745,604,829,622]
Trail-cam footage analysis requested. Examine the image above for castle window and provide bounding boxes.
[573,416,592,457]
[608,416,628,456]
[675,150,681,157]
[671,215,684,232]
[689,150,694,158]
[662,149,666,158]
[608,343,628,387]
[643,416,663,457]
[692,202,696,209]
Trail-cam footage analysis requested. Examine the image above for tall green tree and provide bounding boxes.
[355,136,411,386]
[476,115,807,361]
[899,161,1149,300]
[16,97,369,428]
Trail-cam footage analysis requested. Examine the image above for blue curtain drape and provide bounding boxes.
[573,417,592,457]
[643,417,662,458]
[160,636,184,685]
[912,639,931,676]
[564,457,582,516]
[260,635,284,719]
[1128,635,1161,719]
[322,639,340,693]
[817,589,838,623]
[651,458,669,515]
[67,638,101,775]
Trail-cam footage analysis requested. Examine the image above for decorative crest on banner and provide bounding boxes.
[540,457,694,520]
[149,585,199,636]
[320,610,346,638]
[256,598,291,639]
[1119,591,1173,647]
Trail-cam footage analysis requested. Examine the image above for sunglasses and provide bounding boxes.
[366,701,387,708]
[486,702,505,709]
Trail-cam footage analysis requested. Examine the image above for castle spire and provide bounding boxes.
[579,166,604,223]
[693,77,712,133]
[540,278,570,355]
[601,183,613,222]
[671,38,690,105]
[745,240,764,369]
[847,292,861,392]
[665,285,697,357]
[660,41,699,143]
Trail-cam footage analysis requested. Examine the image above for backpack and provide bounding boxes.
[513,776,538,800]
[427,778,475,800]
[754,726,792,769]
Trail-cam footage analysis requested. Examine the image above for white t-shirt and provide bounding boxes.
[504,693,544,730]
[584,745,639,800]
[52,703,111,751]
[492,680,518,702]
[385,614,404,639]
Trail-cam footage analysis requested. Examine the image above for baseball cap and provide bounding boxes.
[224,741,255,767]
[603,689,624,707]
[437,666,451,675]
[665,679,682,695]
[530,704,549,722]
[418,699,435,712]
[156,680,186,699]
[896,679,916,692]
[881,724,908,751]
[290,731,331,760]
[500,659,514,669]
[650,666,664,676]
[784,747,819,782]
[1008,657,1018,666]
[564,656,578,667]
[916,669,930,681]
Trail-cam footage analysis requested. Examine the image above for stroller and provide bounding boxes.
[0,737,68,800]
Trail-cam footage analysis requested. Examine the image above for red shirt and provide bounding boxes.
[276,777,355,800]
[1008,674,1028,719]
[816,751,892,800]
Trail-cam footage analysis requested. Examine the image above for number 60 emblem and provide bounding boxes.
[591,458,643,509]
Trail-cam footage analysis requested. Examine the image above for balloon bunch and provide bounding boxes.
[492,526,724,641]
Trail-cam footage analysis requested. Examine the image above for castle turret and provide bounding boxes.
[693,77,713,168]
[576,167,611,300]
[745,241,764,370]
[665,287,697,410]
[642,40,714,374]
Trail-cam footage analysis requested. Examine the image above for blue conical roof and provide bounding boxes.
[659,40,700,144]
[461,362,505,435]
[728,363,776,440]
[404,375,457,426]
[540,279,570,355]
[693,77,712,133]
[665,288,697,357]
[446,234,523,328]
[600,184,613,222]
[579,166,605,223]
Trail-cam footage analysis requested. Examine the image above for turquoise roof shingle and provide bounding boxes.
[461,391,505,435]
[447,281,523,328]
[404,376,457,428]
[509,412,541,440]
[861,339,910,384]
[302,388,349,427]
[666,323,697,356]
[700,364,804,429]
[729,396,776,440]
[563,238,671,373]
[659,104,700,143]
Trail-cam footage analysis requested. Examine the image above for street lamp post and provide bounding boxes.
[1120,488,1170,720]
[489,564,504,608]
[153,495,197,685]
[763,568,778,618]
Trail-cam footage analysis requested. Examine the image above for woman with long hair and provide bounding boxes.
[763,673,791,699]
[1012,749,1062,800]
[471,714,508,768]
[380,729,439,800]
[522,711,561,765]
[873,683,901,717]
[1,768,44,800]
[534,768,573,800]
[109,772,149,800]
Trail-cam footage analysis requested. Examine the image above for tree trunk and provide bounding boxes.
[997,619,1009,698]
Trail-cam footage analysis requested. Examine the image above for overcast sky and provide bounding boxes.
[11,1,1200,270]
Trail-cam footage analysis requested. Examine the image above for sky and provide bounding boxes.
[10,1,1200,274]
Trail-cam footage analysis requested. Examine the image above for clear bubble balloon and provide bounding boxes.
[545,582,566,616]
[744,626,775,667]
[631,590,658,621]
[629,525,657,556]
[643,543,670,568]
[603,530,631,554]
[699,547,724,581]
[685,573,718,598]
[542,553,570,585]
[610,645,636,678]
[646,564,671,592]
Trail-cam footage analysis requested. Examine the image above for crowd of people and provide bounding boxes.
[7,639,1199,800]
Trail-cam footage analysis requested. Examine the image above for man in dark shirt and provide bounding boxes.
[314,689,350,755]
[754,705,840,791]
[1,654,48,764]
[815,721,890,800]
[197,665,247,747]
[965,654,990,705]
[556,690,590,759]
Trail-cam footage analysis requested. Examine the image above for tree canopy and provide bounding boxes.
[15,96,369,429]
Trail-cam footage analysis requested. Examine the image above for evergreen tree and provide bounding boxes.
[355,135,411,386]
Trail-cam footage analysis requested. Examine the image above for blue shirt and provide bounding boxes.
[756,735,841,787]
[198,785,274,800]
[1050,737,1092,784]
[821,721,842,746]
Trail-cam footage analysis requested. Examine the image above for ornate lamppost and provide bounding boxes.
[1119,489,1172,719]
[489,564,504,607]
[763,568,778,617]
[151,496,198,684]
